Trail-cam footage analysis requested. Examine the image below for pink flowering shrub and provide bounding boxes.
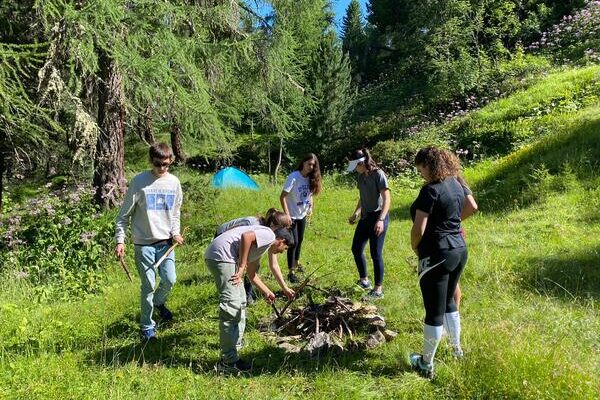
[528,1,600,64]
[0,183,113,301]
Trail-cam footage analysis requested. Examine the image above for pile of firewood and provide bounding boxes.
[260,295,397,354]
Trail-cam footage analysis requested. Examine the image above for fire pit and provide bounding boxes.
[260,293,397,354]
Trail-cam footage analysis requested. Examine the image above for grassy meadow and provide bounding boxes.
[1,149,599,398]
[1,68,600,399]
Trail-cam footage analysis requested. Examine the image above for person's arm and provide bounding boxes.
[462,194,478,220]
[374,188,391,236]
[246,261,275,303]
[348,199,361,224]
[280,190,291,216]
[114,184,136,258]
[172,182,184,245]
[411,210,429,256]
[229,231,256,285]
[267,248,295,299]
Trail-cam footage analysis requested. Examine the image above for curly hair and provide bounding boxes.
[414,147,457,182]
[440,149,462,176]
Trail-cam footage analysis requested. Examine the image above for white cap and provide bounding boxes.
[347,157,365,172]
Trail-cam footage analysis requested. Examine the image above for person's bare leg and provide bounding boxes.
[454,282,462,310]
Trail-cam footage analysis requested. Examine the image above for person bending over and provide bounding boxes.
[204,225,295,371]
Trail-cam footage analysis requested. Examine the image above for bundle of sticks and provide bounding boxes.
[262,294,397,354]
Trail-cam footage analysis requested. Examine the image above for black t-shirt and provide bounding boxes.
[410,177,469,257]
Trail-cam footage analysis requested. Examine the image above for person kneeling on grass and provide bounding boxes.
[204,225,295,371]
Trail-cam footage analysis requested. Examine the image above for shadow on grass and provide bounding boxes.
[472,113,600,213]
[87,285,411,377]
[87,332,408,378]
[522,245,600,301]
[177,273,214,287]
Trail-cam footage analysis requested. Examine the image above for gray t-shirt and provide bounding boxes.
[357,169,389,217]
[204,225,275,263]
[215,216,261,236]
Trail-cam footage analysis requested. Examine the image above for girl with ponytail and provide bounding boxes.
[347,148,391,299]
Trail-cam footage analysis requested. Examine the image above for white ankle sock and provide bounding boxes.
[443,311,461,349]
[423,324,443,365]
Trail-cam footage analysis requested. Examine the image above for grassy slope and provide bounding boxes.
[1,85,600,399]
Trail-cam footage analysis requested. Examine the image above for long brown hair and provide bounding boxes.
[414,146,455,182]
[351,148,379,173]
[296,153,322,195]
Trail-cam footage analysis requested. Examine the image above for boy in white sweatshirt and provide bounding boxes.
[115,143,184,340]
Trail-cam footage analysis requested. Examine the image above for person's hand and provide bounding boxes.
[115,243,125,259]
[282,286,296,300]
[263,290,276,304]
[374,220,384,236]
[229,266,245,286]
[348,213,359,225]
[173,235,184,245]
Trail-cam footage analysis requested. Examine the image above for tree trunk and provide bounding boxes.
[267,138,272,178]
[170,121,186,164]
[93,48,126,208]
[273,137,283,184]
[0,152,4,214]
[137,105,155,145]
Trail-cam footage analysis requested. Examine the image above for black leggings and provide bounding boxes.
[287,217,307,270]
[352,212,389,286]
[419,247,468,326]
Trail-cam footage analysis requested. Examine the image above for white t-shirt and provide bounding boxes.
[204,225,275,263]
[282,170,311,219]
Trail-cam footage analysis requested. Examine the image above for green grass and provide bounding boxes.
[2,68,600,398]
[1,156,599,398]
[447,65,600,157]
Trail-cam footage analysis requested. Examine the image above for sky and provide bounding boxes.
[332,0,369,32]
[249,0,369,34]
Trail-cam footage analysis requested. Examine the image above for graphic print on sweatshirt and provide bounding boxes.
[145,189,177,211]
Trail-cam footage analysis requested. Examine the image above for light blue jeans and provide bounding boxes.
[206,259,247,364]
[134,242,176,331]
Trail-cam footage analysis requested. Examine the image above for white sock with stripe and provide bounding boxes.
[423,324,443,365]
[443,311,461,350]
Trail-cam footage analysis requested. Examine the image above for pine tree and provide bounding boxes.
[341,0,367,83]
[305,31,354,159]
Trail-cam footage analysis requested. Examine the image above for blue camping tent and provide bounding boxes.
[212,167,259,190]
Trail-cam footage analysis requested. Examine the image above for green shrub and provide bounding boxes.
[0,184,114,301]
[372,130,447,175]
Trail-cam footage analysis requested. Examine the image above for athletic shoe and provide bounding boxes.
[356,279,372,289]
[155,304,173,322]
[141,327,157,341]
[219,358,252,372]
[452,346,464,358]
[296,263,305,273]
[409,353,434,379]
[288,272,300,284]
[362,289,384,300]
